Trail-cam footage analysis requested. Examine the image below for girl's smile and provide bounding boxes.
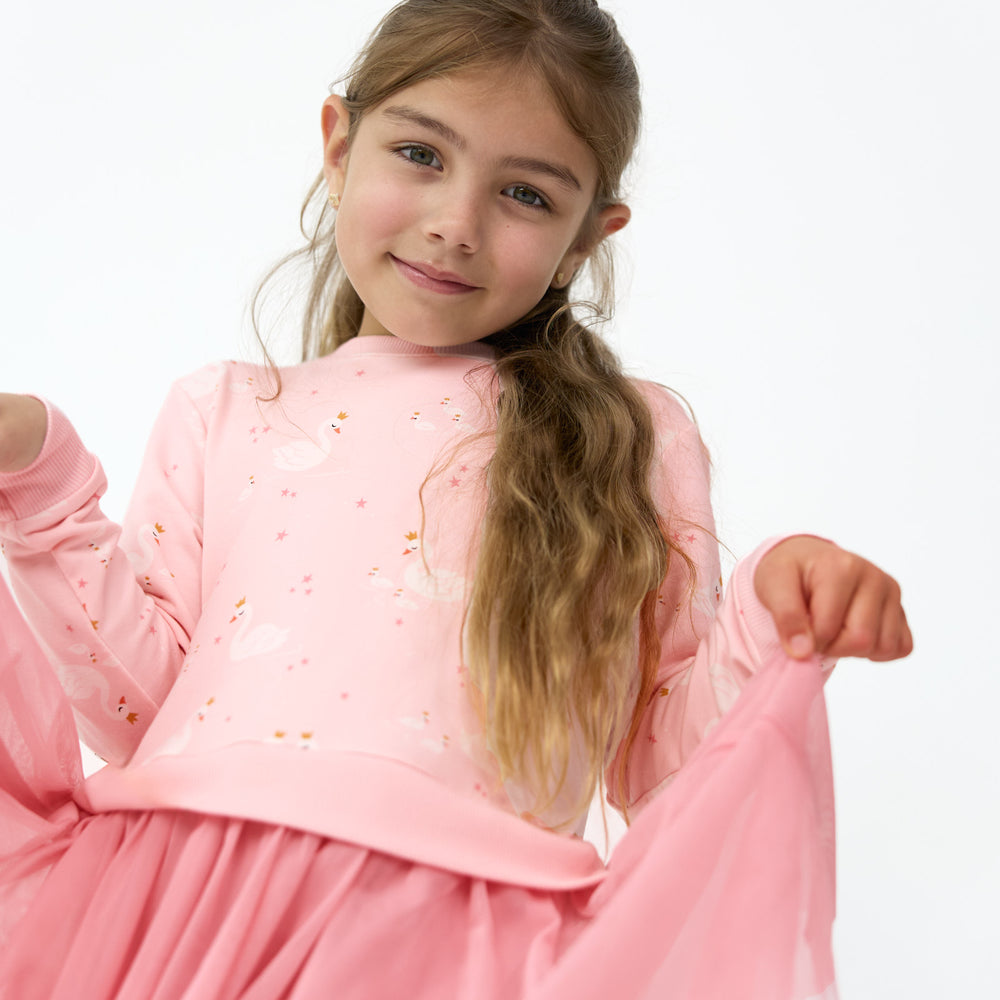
[390,255,482,295]
[321,67,629,347]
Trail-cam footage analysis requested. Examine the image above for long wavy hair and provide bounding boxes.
[254,0,696,830]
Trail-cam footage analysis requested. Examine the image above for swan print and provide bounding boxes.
[127,522,165,586]
[367,567,395,589]
[397,709,452,754]
[440,396,468,427]
[367,534,466,605]
[238,475,256,502]
[229,597,290,661]
[410,410,436,431]
[400,532,466,602]
[272,412,349,471]
[55,648,139,730]
[147,697,216,758]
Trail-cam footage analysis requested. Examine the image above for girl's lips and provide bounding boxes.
[391,256,480,295]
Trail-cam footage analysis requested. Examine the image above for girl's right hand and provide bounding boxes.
[0,394,48,472]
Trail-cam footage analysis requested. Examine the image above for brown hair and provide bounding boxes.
[254,0,697,831]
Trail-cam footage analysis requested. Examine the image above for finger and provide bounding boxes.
[801,548,864,654]
[869,592,914,662]
[821,570,887,659]
[754,556,816,658]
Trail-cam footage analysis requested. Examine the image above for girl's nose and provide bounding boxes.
[422,184,482,253]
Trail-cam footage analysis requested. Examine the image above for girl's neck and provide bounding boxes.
[333,334,494,360]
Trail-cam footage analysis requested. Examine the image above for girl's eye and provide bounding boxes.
[503,184,549,210]
[396,144,441,169]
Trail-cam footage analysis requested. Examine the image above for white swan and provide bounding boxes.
[183,362,227,399]
[398,711,431,730]
[439,398,467,426]
[56,651,139,730]
[420,734,451,754]
[392,587,420,610]
[126,522,164,575]
[272,413,348,471]
[228,598,290,661]
[399,536,467,602]
[228,373,259,394]
[367,566,395,589]
[237,475,256,502]
[409,410,436,431]
[147,697,215,758]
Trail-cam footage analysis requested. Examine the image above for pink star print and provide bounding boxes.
[303,575,313,583]
[648,734,658,744]
[449,477,461,487]
[275,530,288,542]
[355,498,367,509]
[281,489,290,497]
[77,579,88,589]
[459,464,469,473]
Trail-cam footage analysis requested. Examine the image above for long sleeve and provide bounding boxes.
[0,383,208,765]
[605,383,824,816]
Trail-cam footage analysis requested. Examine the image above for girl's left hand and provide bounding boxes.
[753,535,913,662]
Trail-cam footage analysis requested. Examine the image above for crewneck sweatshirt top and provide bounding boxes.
[0,336,810,889]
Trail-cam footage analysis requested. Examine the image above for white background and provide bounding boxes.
[2,1,997,995]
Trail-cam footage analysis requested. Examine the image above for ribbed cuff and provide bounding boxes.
[0,399,99,521]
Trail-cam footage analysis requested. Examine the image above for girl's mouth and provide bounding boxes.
[391,256,480,295]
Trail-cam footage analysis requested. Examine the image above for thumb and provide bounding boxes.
[753,556,816,659]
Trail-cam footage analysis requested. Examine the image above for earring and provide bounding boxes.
[328,192,341,210]
[555,272,565,286]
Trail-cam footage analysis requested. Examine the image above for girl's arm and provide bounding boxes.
[0,382,207,765]
[605,384,910,816]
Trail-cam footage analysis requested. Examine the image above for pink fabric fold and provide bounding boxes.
[1,574,837,1000]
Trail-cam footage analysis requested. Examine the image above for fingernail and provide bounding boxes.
[788,634,813,658]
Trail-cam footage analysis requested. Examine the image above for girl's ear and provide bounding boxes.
[593,203,632,243]
[554,203,631,288]
[321,95,351,198]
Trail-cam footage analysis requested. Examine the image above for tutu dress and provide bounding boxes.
[0,337,838,999]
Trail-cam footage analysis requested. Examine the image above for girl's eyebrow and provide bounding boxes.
[380,104,583,192]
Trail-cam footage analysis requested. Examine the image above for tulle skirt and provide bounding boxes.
[0,576,837,1000]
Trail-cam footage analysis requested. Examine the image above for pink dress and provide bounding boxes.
[0,338,838,999]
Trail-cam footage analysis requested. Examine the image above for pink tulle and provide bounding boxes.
[0,577,837,999]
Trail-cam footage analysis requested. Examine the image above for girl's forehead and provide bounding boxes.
[367,64,562,126]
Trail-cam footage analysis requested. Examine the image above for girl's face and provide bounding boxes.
[322,66,629,347]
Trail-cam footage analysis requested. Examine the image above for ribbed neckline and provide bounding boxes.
[331,335,495,362]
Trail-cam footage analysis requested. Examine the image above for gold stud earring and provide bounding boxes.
[555,272,565,286]
[328,192,341,209]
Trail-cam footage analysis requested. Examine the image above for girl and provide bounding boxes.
[0,0,911,997]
